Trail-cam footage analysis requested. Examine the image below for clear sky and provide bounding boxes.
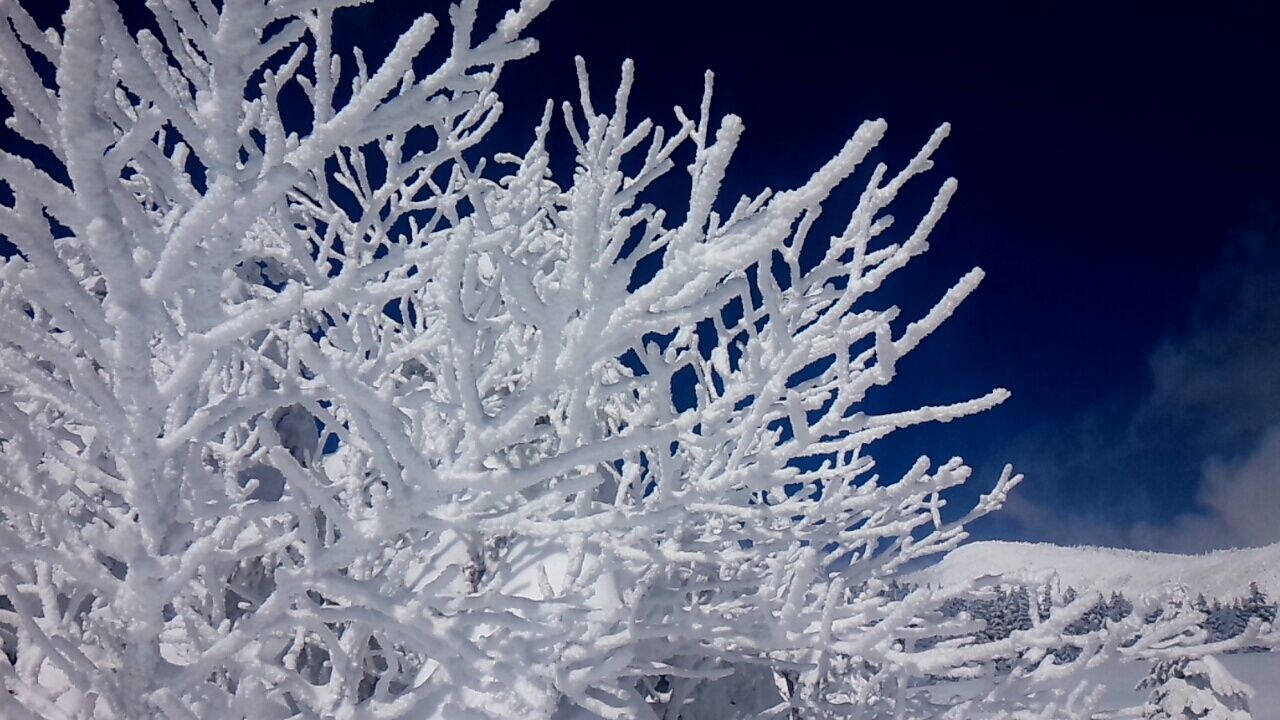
[10,0,1279,552]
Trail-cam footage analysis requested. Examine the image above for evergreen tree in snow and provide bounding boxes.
[1106,590,1133,623]
[1197,584,1277,645]
[0,1,1273,718]
[1242,581,1276,625]
[1037,583,1053,622]
[1138,656,1253,720]
[1205,599,1247,643]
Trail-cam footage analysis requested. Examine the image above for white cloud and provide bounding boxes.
[1002,212,1280,552]
[1130,425,1280,552]
[1138,221,1280,456]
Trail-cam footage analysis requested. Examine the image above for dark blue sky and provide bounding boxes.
[9,1,1279,550]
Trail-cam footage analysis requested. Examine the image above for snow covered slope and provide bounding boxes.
[907,541,1280,600]
[924,652,1280,719]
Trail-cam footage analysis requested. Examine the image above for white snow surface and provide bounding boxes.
[926,652,1280,719]
[908,540,1280,600]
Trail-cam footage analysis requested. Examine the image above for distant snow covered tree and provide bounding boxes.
[1196,583,1277,646]
[1038,583,1054,622]
[0,1,1272,718]
[1242,582,1277,626]
[1207,599,1249,643]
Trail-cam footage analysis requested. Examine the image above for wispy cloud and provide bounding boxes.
[1138,216,1280,456]
[1002,210,1280,552]
[1130,426,1280,551]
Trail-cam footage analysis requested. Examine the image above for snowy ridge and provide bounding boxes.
[908,541,1280,599]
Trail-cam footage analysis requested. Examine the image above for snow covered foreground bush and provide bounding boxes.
[0,1,1271,718]
[1138,656,1253,719]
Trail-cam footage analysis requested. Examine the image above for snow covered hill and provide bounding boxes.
[908,541,1280,600]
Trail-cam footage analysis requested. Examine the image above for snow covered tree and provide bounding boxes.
[1198,585,1277,645]
[1138,656,1253,720]
[1107,591,1133,622]
[0,1,1272,718]
[1037,583,1053,622]
[1242,582,1276,626]
[1206,599,1249,643]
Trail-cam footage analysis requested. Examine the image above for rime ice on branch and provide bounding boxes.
[0,1,1269,719]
